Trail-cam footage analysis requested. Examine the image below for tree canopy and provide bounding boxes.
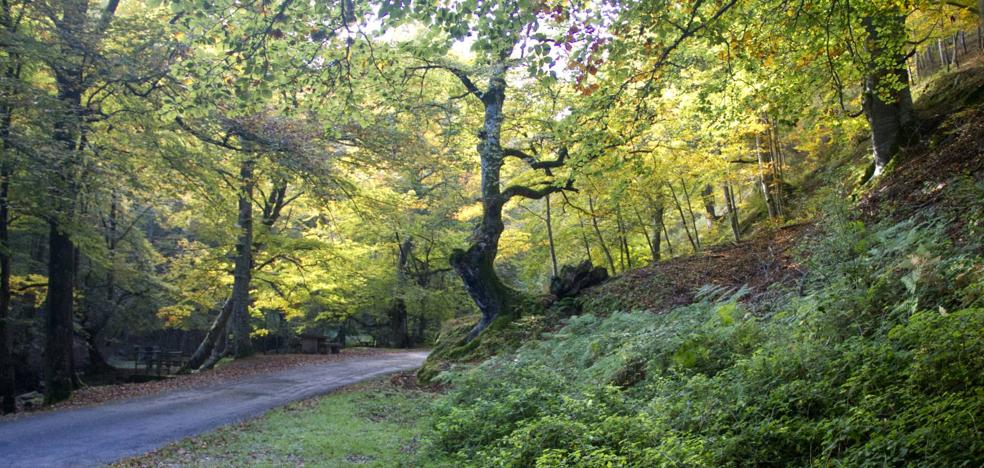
[0,0,979,406]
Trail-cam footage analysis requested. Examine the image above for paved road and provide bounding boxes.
[0,351,428,467]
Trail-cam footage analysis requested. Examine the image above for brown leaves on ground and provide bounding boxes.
[2,348,396,419]
[860,101,984,244]
[584,223,810,314]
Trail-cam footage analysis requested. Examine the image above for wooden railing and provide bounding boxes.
[910,26,984,83]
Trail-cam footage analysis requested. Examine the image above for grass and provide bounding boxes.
[117,375,445,467]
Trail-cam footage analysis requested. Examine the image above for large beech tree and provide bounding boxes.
[381,0,738,338]
[382,0,582,338]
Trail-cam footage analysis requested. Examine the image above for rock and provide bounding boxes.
[549,260,609,301]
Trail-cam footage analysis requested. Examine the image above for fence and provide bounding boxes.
[910,25,984,83]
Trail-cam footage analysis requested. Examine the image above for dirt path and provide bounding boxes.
[0,351,428,467]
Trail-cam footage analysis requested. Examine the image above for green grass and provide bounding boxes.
[118,377,446,467]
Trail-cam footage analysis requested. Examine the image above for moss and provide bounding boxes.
[417,295,550,383]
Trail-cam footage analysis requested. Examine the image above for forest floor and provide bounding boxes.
[116,372,446,468]
[0,351,427,467]
[2,348,402,418]
[583,222,812,314]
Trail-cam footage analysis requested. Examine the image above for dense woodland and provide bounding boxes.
[0,1,983,462]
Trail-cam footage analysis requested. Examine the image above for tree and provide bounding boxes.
[0,0,23,414]
[24,0,168,404]
[383,0,581,338]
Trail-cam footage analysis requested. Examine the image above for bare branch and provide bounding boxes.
[503,147,568,171]
[406,64,484,101]
[174,116,245,152]
[501,178,576,201]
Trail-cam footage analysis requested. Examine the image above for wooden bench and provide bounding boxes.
[132,346,186,375]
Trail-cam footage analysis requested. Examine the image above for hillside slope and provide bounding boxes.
[421,61,984,466]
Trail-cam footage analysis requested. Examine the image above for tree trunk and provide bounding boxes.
[863,15,914,177]
[588,196,616,273]
[723,183,741,242]
[767,122,785,218]
[755,134,779,218]
[337,320,348,348]
[200,324,228,370]
[545,194,558,277]
[661,216,674,256]
[979,1,984,33]
[631,205,656,264]
[0,90,14,414]
[667,181,698,252]
[42,0,98,405]
[938,38,948,71]
[0,18,17,408]
[577,213,593,264]
[679,179,701,250]
[45,91,83,404]
[650,204,664,263]
[449,61,518,341]
[45,223,75,404]
[413,316,426,347]
[183,298,233,371]
[616,208,631,271]
[388,299,410,348]
[391,236,412,348]
[229,158,255,358]
[952,33,960,69]
[700,185,717,225]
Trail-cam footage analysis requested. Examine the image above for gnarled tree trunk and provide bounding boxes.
[449,62,518,341]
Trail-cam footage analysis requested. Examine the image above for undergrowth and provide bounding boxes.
[427,207,984,466]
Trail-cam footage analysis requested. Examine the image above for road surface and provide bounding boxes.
[0,351,428,467]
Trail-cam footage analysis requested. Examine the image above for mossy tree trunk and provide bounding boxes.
[443,58,573,341]
[450,71,514,338]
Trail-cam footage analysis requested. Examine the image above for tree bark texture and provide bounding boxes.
[0,84,14,414]
[863,15,914,177]
[449,62,516,341]
[45,223,75,403]
[230,158,255,358]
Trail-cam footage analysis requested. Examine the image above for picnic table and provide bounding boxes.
[298,333,342,354]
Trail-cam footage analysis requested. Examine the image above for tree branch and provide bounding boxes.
[501,179,576,202]
[406,64,484,101]
[96,0,121,35]
[174,116,245,152]
[503,147,568,171]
